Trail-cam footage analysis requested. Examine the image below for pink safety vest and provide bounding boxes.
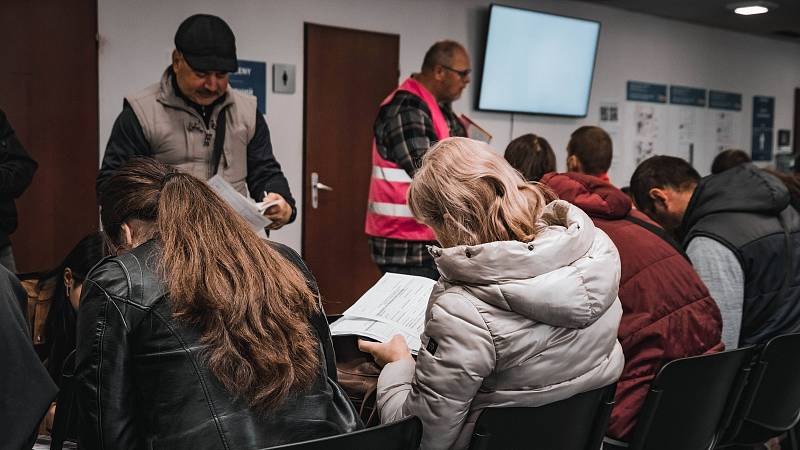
[364,78,450,241]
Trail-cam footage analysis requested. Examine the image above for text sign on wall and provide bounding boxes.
[751,96,775,161]
[229,60,267,113]
[709,90,742,111]
[626,81,667,103]
[670,85,707,107]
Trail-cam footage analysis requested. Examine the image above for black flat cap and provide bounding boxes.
[174,14,237,73]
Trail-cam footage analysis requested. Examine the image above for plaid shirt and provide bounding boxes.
[368,91,467,267]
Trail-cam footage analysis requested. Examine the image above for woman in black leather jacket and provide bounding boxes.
[74,158,360,449]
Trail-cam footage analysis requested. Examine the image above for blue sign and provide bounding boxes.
[670,85,706,107]
[229,60,267,113]
[708,90,742,111]
[627,81,667,103]
[751,96,775,161]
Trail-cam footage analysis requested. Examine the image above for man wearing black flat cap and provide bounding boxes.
[98,14,295,228]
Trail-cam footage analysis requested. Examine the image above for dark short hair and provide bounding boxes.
[630,155,700,214]
[421,40,465,72]
[567,126,612,175]
[711,149,751,174]
[504,133,556,181]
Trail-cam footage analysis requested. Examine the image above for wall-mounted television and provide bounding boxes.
[477,4,601,117]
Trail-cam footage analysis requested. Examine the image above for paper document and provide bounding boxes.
[207,175,271,233]
[330,316,424,354]
[256,199,280,214]
[34,436,76,449]
[460,114,493,143]
[330,273,436,354]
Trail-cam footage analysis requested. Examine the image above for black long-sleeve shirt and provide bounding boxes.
[97,99,297,223]
[0,108,38,246]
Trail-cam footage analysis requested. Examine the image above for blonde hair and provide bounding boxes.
[408,137,555,248]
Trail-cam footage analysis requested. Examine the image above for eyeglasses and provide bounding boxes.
[441,65,472,79]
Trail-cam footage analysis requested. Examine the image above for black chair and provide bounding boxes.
[50,350,79,450]
[604,346,755,450]
[266,416,422,450]
[468,383,617,450]
[717,333,800,449]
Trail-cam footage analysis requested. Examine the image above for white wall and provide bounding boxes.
[98,0,800,252]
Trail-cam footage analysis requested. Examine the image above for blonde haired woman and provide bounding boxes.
[359,137,625,449]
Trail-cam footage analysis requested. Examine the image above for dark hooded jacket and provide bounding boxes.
[0,109,38,247]
[0,265,57,450]
[541,172,723,440]
[681,163,800,347]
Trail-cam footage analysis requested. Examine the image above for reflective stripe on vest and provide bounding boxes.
[367,201,415,218]
[364,77,450,242]
[372,166,412,183]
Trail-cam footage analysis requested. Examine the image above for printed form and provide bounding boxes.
[330,273,436,354]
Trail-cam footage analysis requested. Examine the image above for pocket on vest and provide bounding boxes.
[221,124,248,186]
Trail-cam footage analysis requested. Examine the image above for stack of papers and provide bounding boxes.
[34,436,77,449]
[330,273,436,355]
[207,175,271,234]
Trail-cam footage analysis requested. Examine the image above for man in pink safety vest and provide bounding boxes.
[365,41,471,280]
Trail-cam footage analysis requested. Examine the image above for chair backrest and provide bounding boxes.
[722,332,800,445]
[628,346,755,450]
[266,416,422,450]
[468,383,617,450]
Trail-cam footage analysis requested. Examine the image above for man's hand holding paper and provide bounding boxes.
[261,192,292,230]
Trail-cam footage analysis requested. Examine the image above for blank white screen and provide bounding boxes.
[478,5,600,117]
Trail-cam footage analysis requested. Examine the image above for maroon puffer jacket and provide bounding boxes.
[540,172,723,440]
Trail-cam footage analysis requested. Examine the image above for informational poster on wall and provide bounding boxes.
[668,85,707,167]
[599,100,624,183]
[751,96,775,161]
[705,90,743,174]
[229,59,267,113]
[625,81,668,180]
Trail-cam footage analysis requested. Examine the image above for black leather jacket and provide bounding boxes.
[75,239,361,449]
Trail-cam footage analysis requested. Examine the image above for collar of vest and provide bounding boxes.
[155,67,234,118]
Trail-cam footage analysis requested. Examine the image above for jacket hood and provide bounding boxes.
[682,163,790,234]
[431,200,621,328]
[541,172,631,219]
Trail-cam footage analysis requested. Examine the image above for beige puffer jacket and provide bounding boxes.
[376,200,625,449]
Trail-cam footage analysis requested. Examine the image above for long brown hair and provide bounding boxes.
[409,137,555,248]
[99,157,319,411]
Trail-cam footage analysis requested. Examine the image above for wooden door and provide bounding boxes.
[303,24,399,313]
[0,0,99,273]
[794,88,799,156]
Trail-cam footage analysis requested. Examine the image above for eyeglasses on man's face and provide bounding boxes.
[441,65,472,79]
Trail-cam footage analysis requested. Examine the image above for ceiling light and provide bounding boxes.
[726,1,777,16]
[734,5,769,15]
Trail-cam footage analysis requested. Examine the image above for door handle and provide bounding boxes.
[311,172,333,209]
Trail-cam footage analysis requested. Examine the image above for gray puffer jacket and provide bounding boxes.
[376,200,625,449]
